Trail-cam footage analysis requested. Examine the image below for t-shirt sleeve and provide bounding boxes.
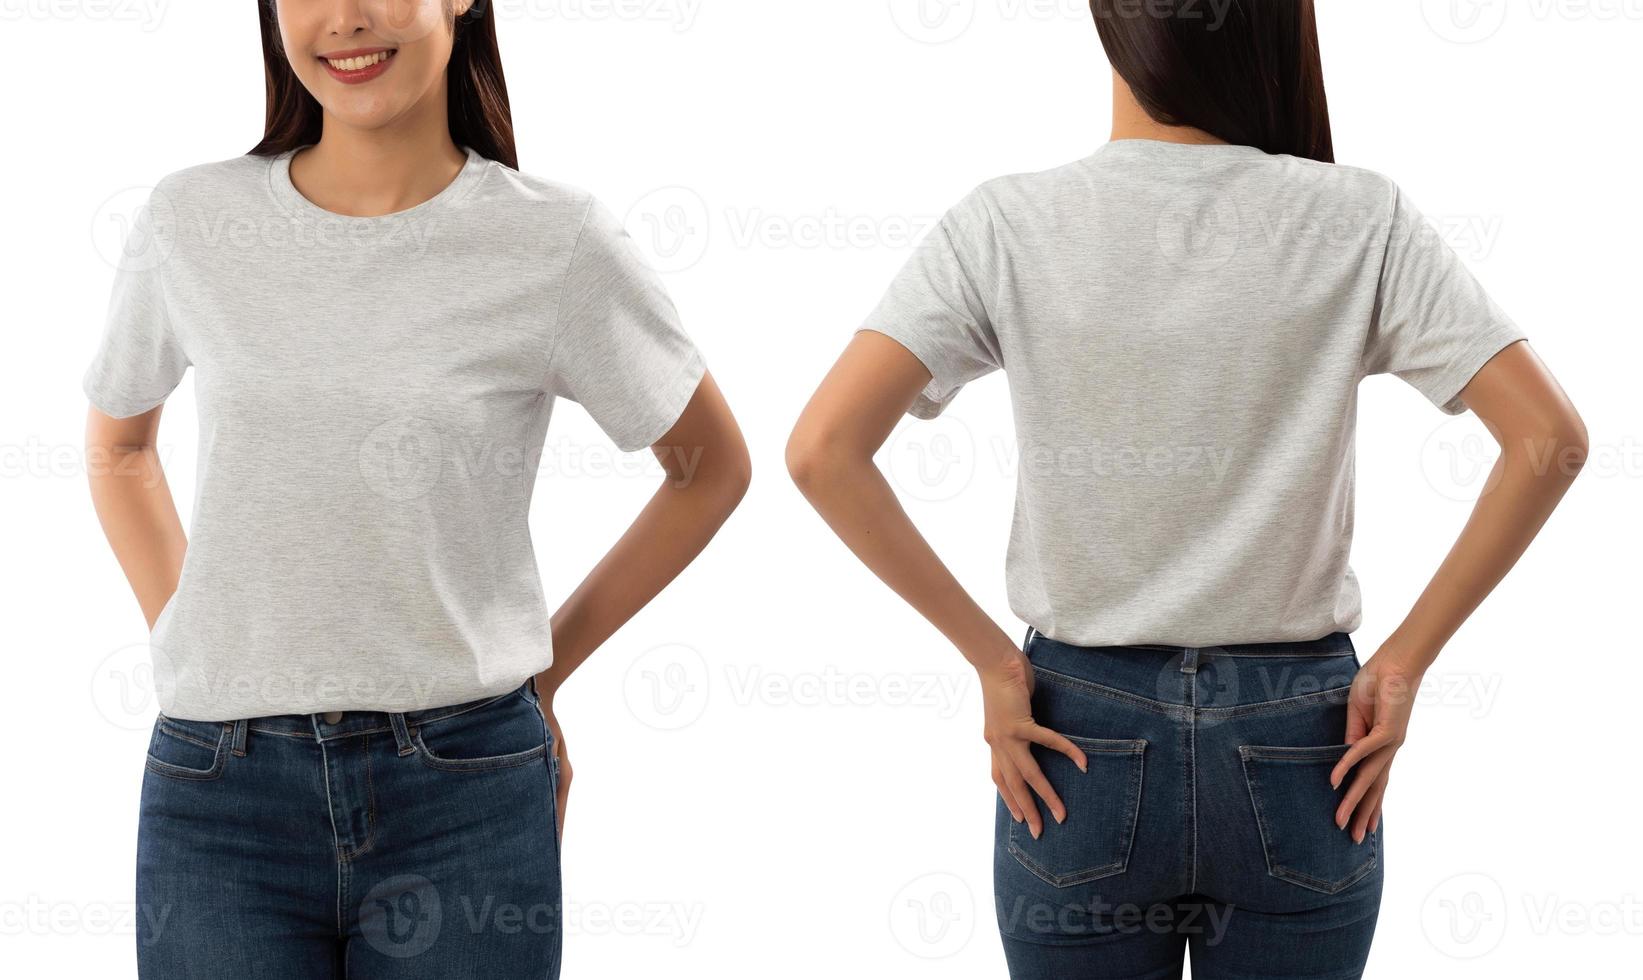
[855,189,1002,419]
[1362,184,1527,415]
[545,196,708,452]
[82,191,189,418]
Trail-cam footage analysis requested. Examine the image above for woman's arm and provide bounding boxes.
[533,371,750,830]
[786,330,1087,841]
[85,405,186,630]
[1333,340,1587,840]
[536,370,749,689]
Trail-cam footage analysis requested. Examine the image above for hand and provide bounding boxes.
[1331,648,1423,843]
[538,700,572,840]
[981,649,1088,840]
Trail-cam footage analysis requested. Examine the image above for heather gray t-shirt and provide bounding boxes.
[860,138,1526,648]
[84,146,707,720]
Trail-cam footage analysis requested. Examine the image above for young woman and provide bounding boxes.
[788,3,1584,977]
[84,2,749,976]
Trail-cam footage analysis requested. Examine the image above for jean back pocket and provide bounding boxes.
[1007,737,1146,888]
[1239,744,1378,895]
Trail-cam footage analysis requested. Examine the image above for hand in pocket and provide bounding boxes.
[1331,649,1422,842]
[982,649,1089,840]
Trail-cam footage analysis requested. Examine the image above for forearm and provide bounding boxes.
[790,447,1017,676]
[539,468,746,699]
[1382,428,1586,674]
[86,443,187,629]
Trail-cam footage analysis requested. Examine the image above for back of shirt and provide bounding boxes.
[859,138,1526,647]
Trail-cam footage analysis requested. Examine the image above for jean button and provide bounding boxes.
[321,711,344,724]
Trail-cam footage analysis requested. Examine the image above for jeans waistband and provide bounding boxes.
[1023,626,1355,660]
[224,678,538,743]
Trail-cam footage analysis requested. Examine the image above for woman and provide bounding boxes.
[83,2,749,976]
[787,3,1584,977]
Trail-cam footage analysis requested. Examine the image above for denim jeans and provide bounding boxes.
[136,678,561,978]
[995,629,1382,979]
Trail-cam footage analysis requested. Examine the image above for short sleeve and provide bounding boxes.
[856,190,1002,419]
[1362,185,1527,415]
[82,191,188,418]
[546,197,707,452]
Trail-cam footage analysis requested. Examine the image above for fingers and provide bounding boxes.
[1012,746,1066,827]
[1343,696,1372,746]
[1335,746,1393,830]
[555,752,572,840]
[998,756,1043,839]
[1332,727,1396,788]
[1026,726,1088,774]
[992,764,1024,824]
[1349,768,1389,844]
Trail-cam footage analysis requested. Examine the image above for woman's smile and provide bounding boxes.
[317,46,398,84]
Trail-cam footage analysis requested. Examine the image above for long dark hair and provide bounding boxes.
[250,0,517,168]
[1091,0,1333,164]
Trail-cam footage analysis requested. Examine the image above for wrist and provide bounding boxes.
[972,646,1027,684]
[1374,640,1432,681]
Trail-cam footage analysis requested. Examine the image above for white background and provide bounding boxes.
[1,1,1638,976]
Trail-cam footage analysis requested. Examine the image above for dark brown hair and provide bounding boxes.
[250,0,517,169]
[1091,0,1334,163]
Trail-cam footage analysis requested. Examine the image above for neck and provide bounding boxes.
[289,84,467,218]
[1108,70,1227,146]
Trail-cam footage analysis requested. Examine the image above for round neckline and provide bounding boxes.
[268,144,489,226]
[1096,138,1272,161]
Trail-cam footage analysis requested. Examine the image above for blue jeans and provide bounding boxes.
[136,678,561,978]
[995,629,1382,979]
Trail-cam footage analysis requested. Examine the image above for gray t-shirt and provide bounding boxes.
[84,146,707,720]
[859,138,1526,648]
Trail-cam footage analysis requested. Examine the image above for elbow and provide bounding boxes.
[724,442,754,506]
[1555,418,1590,483]
[701,438,753,511]
[785,425,851,497]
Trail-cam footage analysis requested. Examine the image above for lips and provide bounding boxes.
[317,47,397,85]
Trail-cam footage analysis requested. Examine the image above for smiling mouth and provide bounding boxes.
[317,48,398,83]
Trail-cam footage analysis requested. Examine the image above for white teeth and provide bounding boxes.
[326,50,391,71]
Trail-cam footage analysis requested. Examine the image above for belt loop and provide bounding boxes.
[1180,649,1200,674]
[230,719,249,757]
[389,713,416,757]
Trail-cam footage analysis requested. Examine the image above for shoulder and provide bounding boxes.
[1291,156,1400,208]
[468,162,595,221]
[145,153,268,213]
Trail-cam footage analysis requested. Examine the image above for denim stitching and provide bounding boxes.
[1005,742,1146,887]
[1239,746,1379,894]
[342,734,378,861]
[156,719,223,752]
[1198,686,1352,720]
[144,723,228,781]
[1031,666,1184,717]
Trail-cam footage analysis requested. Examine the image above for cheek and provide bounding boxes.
[366,0,448,45]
